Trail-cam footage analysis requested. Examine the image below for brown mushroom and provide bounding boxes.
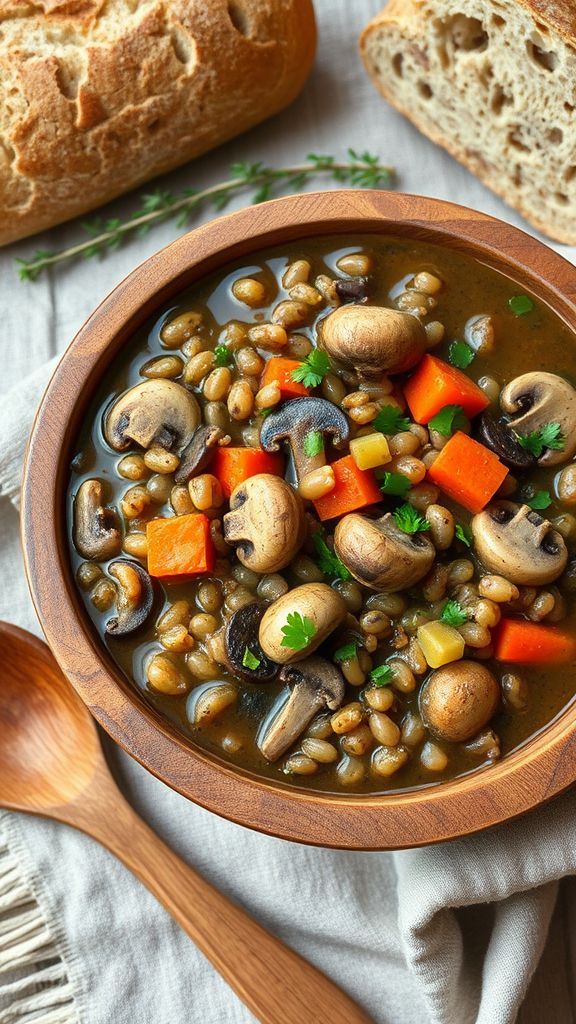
[105,560,154,637]
[103,380,200,453]
[318,304,426,380]
[260,397,349,482]
[499,372,576,465]
[174,424,223,484]
[73,479,122,561]
[224,602,279,682]
[419,661,500,743]
[223,474,306,574]
[258,656,345,761]
[334,512,435,592]
[476,410,534,470]
[471,501,567,585]
[258,583,347,664]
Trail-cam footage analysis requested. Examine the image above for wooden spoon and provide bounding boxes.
[0,622,373,1024]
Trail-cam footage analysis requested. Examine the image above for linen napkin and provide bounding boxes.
[3,1,576,1021]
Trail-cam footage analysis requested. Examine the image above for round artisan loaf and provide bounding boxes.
[0,0,316,245]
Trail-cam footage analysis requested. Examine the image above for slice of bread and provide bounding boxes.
[360,0,576,243]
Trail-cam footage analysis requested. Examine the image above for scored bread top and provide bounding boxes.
[0,0,316,246]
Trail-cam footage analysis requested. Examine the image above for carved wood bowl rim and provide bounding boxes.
[21,190,576,849]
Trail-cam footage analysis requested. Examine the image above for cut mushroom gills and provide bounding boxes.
[68,234,576,793]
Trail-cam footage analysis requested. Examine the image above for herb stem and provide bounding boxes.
[17,151,396,281]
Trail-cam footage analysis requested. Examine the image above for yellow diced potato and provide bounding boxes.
[349,432,391,471]
[417,621,465,669]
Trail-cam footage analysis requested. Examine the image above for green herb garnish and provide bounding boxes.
[16,151,396,281]
[393,503,430,535]
[242,647,261,670]
[428,404,467,437]
[369,664,393,687]
[440,600,468,627]
[379,471,412,498]
[334,640,359,663]
[303,430,324,458]
[516,422,565,459]
[291,349,331,389]
[373,406,411,435]
[509,294,535,316]
[280,612,317,651]
[311,531,352,581]
[213,344,233,368]
[448,341,475,369]
[258,407,273,418]
[525,490,553,510]
[455,523,473,547]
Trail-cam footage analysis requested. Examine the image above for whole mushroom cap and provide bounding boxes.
[318,304,427,378]
[334,512,435,592]
[223,474,306,574]
[471,501,567,586]
[419,661,500,743]
[104,379,200,453]
[258,583,347,664]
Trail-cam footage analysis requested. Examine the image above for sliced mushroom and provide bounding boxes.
[174,424,224,484]
[104,380,200,453]
[334,277,371,302]
[223,474,305,573]
[105,560,154,636]
[419,661,500,743]
[258,656,345,761]
[499,372,576,465]
[260,397,349,482]
[318,304,426,380]
[476,410,534,470]
[73,479,122,560]
[259,583,347,664]
[225,602,279,682]
[334,512,435,592]
[471,501,568,585]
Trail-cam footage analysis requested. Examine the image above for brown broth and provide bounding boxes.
[67,234,576,794]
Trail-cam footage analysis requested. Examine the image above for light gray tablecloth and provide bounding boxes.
[2,2,576,1023]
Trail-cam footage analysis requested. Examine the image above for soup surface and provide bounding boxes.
[68,234,576,793]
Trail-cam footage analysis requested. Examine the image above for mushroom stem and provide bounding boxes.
[258,656,345,761]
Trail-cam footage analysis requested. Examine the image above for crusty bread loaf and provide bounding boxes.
[0,0,316,246]
[360,0,576,243]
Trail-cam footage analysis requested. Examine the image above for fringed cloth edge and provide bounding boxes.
[0,825,79,1024]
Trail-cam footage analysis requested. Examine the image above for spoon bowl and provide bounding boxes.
[0,620,373,1024]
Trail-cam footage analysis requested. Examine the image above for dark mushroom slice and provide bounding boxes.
[334,277,371,302]
[225,602,278,683]
[103,379,200,453]
[174,424,224,484]
[499,372,576,465]
[258,656,345,761]
[223,474,305,573]
[476,410,534,471]
[471,501,567,585]
[73,479,122,560]
[334,512,435,592]
[105,560,154,637]
[318,304,427,380]
[420,661,500,743]
[260,396,349,482]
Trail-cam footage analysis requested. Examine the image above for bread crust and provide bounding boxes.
[0,0,316,245]
[360,0,576,244]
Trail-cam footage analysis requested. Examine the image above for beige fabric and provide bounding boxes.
[1,1,576,1021]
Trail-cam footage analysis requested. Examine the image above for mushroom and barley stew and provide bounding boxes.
[68,235,576,793]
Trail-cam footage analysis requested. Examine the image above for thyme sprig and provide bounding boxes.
[16,150,395,281]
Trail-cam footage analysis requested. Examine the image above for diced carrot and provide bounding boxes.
[212,447,284,499]
[404,354,490,423]
[313,455,382,521]
[259,357,309,399]
[147,513,214,579]
[427,431,508,513]
[494,619,576,664]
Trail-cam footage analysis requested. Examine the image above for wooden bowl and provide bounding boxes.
[21,190,576,850]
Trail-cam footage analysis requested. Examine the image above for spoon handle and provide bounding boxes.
[82,788,374,1024]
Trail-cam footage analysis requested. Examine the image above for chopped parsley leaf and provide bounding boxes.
[455,523,473,547]
[303,430,324,458]
[516,421,565,459]
[440,599,468,628]
[280,612,317,651]
[393,503,430,535]
[311,531,352,581]
[213,344,233,368]
[290,349,331,388]
[334,640,359,663]
[448,340,475,369]
[242,647,261,670]
[428,404,467,438]
[369,664,393,687]
[525,489,553,511]
[509,294,535,316]
[379,471,412,498]
[373,405,411,435]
